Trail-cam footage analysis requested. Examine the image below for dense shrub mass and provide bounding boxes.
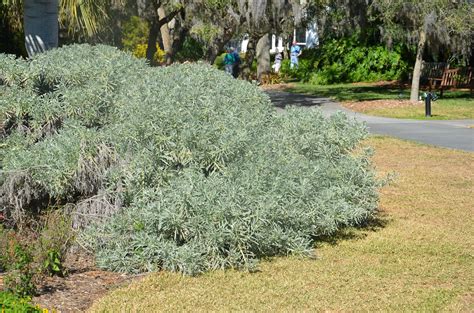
[1,44,380,274]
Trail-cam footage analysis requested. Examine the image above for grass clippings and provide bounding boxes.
[88,136,474,312]
[342,99,419,113]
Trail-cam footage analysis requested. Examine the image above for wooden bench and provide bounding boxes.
[428,67,473,97]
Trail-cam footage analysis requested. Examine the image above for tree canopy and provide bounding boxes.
[371,0,474,101]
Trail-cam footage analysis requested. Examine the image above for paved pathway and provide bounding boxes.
[266,90,474,152]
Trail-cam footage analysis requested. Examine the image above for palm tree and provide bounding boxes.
[2,0,107,57]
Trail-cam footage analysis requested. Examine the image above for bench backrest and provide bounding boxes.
[441,67,473,87]
[441,68,460,87]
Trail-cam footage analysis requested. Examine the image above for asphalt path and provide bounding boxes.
[266,90,474,152]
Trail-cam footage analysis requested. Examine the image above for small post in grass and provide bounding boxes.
[424,92,438,117]
[425,92,432,117]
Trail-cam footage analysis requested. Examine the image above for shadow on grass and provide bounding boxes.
[255,215,390,268]
[283,82,473,102]
[314,214,390,247]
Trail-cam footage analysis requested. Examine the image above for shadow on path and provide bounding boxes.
[268,91,326,108]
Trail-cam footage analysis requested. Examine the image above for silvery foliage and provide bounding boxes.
[1,44,380,274]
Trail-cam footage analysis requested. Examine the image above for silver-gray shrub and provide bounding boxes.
[1,44,380,274]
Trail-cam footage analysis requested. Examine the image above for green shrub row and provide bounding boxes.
[1,44,380,275]
[281,36,410,84]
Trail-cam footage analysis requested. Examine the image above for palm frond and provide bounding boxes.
[1,0,23,31]
[59,0,109,37]
[2,0,109,37]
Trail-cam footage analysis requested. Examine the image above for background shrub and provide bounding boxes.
[121,16,149,52]
[132,43,165,64]
[174,37,205,62]
[122,16,165,64]
[213,52,226,70]
[122,16,205,64]
[1,44,380,275]
[281,36,410,84]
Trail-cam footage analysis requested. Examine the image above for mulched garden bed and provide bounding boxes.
[1,251,142,312]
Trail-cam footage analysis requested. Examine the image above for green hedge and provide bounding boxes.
[281,36,410,84]
[1,44,380,275]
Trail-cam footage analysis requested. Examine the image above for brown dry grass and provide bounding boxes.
[89,137,474,312]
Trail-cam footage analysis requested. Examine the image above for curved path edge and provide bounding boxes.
[266,90,474,152]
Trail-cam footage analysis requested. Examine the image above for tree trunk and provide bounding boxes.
[158,6,173,65]
[146,20,159,65]
[205,45,220,64]
[283,35,290,60]
[256,34,271,80]
[171,26,188,62]
[241,34,259,81]
[23,0,59,57]
[410,29,427,102]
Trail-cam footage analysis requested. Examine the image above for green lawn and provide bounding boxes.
[285,82,474,120]
[89,137,474,312]
[286,82,410,101]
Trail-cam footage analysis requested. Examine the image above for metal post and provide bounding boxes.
[425,92,432,117]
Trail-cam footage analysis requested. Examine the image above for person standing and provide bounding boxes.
[290,41,301,69]
[231,48,241,78]
[272,52,283,73]
[224,47,236,76]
